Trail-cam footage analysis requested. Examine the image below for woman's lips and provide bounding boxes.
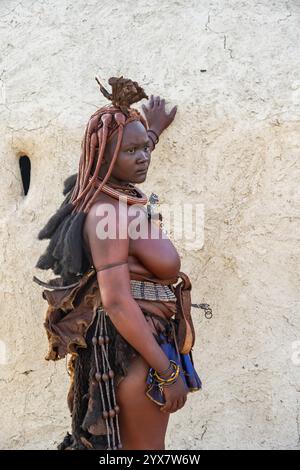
[136,167,148,174]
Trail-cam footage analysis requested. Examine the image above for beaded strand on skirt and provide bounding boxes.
[92,306,122,450]
[101,308,122,449]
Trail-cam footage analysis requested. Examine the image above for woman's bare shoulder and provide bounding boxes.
[84,193,129,244]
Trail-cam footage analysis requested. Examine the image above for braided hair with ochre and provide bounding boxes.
[35,76,148,284]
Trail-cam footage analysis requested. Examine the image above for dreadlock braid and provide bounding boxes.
[72,112,112,210]
[35,75,148,284]
[82,112,126,213]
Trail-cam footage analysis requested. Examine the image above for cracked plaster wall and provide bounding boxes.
[0,0,299,450]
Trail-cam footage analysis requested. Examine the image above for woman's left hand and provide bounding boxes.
[142,95,178,137]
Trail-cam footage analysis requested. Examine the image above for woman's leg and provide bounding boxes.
[116,352,170,450]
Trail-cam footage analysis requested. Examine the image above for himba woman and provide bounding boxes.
[33,75,204,450]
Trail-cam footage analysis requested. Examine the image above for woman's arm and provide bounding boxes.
[85,200,170,374]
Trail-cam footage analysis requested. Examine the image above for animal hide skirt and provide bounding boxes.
[59,306,202,450]
[37,269,202,450]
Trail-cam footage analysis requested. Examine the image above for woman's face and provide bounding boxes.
[98,120,151,185]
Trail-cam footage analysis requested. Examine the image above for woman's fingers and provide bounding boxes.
[170,399,180,413]
[149,94,154,108]
[160,397,172,413]
[178,395,187,410]
[160,404,170,413]
[175,397,183,412]
[172,395,186,412]
[168,105,178,120]
[161,398,179,414]
[154,95,160,106]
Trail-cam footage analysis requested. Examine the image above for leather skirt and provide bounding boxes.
[36,268,203,450]
[58,305,202,450]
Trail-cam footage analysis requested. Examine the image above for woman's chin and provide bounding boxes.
[132,172,148,183]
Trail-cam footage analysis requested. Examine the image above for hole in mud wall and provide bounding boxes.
[19,155,31,195]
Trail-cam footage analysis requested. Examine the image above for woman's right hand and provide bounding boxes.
[142,95,178,136]
[160,374,188,413]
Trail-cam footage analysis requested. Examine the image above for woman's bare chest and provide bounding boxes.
[83,202,181,280]
[127,209,181,280]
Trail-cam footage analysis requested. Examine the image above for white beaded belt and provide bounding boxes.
[130,280,177,302]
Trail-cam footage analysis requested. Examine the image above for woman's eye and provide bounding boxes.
[126,145,150,154]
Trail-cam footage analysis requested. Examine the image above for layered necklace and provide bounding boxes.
[92,176,166,232]
[91,176,148,205]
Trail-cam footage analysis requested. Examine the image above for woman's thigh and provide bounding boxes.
[116,353,170,450]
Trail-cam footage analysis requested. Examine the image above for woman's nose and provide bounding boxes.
[136,150,150,163]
